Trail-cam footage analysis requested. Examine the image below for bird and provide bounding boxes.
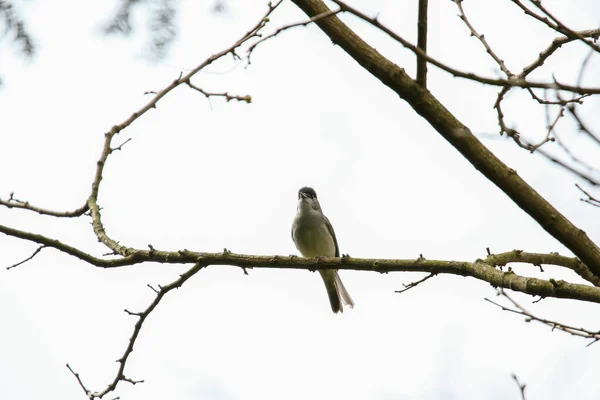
[291,186,354,313]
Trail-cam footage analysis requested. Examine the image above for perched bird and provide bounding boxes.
[291,186,354,313]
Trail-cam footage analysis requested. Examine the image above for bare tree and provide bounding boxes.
[1,0,599,398]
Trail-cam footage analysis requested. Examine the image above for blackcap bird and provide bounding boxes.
[291,187,354,313]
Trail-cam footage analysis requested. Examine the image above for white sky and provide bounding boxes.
[1,0,600,399]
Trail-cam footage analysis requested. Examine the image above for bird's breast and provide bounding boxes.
[293,217,336,258]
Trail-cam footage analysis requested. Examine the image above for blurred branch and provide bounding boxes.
[576,184,600,207]
[0,0,35,57]
[511,374,527,400]
[487,289,600,346]
[535,148,600,186]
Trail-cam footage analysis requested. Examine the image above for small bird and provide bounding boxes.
[291,186,354,313]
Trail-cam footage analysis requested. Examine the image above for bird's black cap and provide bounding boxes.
[298,186,317,199]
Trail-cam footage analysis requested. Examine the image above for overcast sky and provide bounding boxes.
[1,0,600,399]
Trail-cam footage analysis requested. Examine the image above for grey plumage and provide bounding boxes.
[291,187,354,313]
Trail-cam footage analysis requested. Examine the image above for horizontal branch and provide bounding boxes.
[0,193,88,217]
[2,220,599,304]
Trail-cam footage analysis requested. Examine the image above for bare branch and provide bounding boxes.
[484,250,600,286]
[416,0,428,87]
[487,289,600,345]
[66,364,92,398]
[576,184,600,208]
[328,0,600,95]
[85,0,284,257]
[6,245,46,270]
[535,147,600,186]
[453,0,513,77]
[3,219,600,305]
[520,28,600,78]
[527,106,563,152]
[186,82,252,103]
[72,262,205,398]
[109,138,132,153]
[0,192,88,217]
[511,374,527,400]
[247,7,341,59]
[395,273,436,294]
[528,0,600,54]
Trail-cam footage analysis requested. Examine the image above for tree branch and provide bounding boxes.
[487,289,600,346]
[0,192,88,217]
[291,0,600,276]
[2,221,600,304]
[453,0,513,77]
[6,245,46,270]
[416,0,428,87]
[70,262,206,399]
[328,0,600,94]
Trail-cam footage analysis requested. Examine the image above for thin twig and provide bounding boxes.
[528,0,600,54]
[486,289,600,346]
[512,374,527,400]
[247,7,341,59]
[186,82,251,103]
[0,193,88,217]
[6,245,46,270]
[70,262,206,398]
[453,0,512,77]
[576,184,600,208]
[395,273,436,294]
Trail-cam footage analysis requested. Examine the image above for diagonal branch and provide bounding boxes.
[520,28,600,78]
[68,262,206,399]
[487,289,600,346]
[291,0,600,276]
[576,184,600,208]
[6,245,46,270]
[453,0,513,77]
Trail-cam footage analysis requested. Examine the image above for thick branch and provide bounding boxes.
[290,0,600,276]
[2,222,600,304]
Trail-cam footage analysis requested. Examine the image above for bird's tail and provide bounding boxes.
[320,270,355,313]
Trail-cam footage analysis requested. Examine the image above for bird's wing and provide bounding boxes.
[324,216,340,257]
